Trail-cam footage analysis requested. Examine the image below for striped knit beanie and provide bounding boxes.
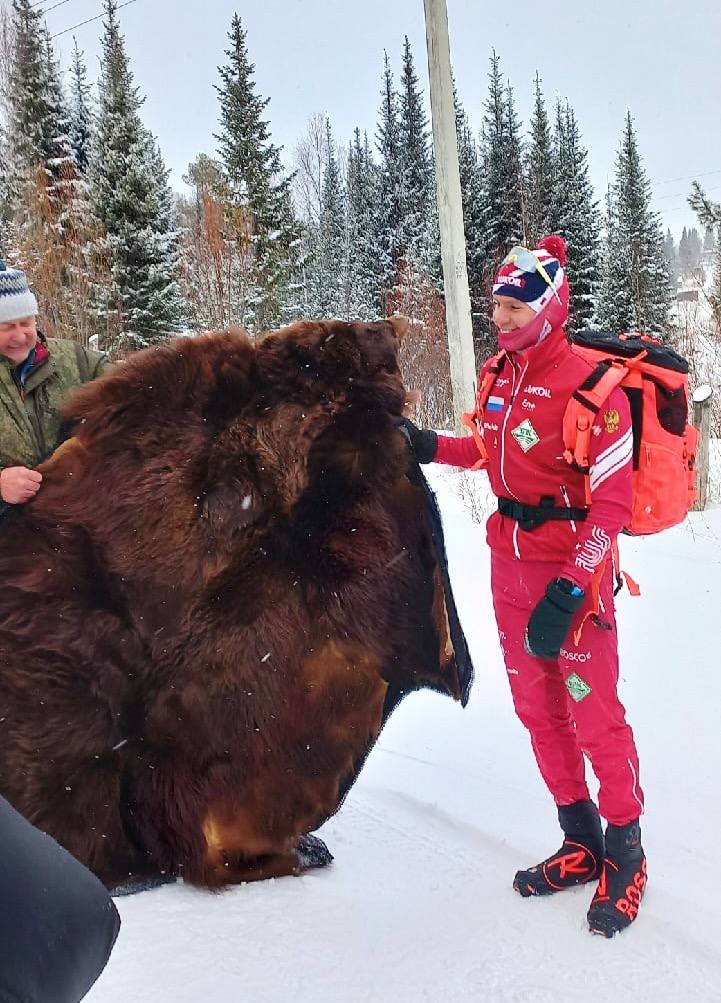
[0,261,39,324]
[492,235,568,315]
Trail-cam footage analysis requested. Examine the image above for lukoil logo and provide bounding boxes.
[523,384,552,399]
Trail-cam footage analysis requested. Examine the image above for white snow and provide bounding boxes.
[88,466,721,1002]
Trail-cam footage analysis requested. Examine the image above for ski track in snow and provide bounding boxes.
[88,470,721,1002]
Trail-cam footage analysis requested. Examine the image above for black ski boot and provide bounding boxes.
[587,820,647,937]
[513,800,604,898]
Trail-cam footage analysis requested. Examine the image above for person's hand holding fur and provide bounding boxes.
[395,417,438,464]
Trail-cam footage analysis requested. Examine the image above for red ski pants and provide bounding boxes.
[490,551,644,825]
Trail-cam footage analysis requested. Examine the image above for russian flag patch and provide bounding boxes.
[486,395,505,412]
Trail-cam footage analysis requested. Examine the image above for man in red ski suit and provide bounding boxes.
[402,236,646,937]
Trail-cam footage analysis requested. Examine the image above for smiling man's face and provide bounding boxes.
[0,316,38,364]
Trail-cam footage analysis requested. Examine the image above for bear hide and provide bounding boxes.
[0,319,473,890]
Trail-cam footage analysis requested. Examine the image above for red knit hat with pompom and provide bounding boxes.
[537,234,567,266]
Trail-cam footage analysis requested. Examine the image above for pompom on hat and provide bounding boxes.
[0,260,39,324]
[492,235,570,351]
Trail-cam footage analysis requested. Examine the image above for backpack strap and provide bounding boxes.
[476,350,507,409]
[459,350,507,471]
[572,539,640,647]
[459,412,490,469]
[562,359,630,505]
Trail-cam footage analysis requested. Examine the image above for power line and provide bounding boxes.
[651,167,721,187]
[654,182,721,203]
[50,0,139,38]
[658,200,720,215]
[30,0,77,13]
[661,205,708,215]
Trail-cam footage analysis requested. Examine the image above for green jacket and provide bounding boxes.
[0,337,108,471]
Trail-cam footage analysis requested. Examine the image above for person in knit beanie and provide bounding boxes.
[400,236,647,938]
[0,261,109,505]
[490,234,570,352]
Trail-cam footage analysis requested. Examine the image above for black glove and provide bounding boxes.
[395,417,438,465]
[525,578,585,660]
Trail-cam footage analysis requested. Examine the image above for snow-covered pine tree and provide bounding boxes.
[505,82,527,240]
[375,52,403,310]
[0,6,11,102]
[678,226,689,274]
[6,1,56,183]
[475,52,525,348]
[290,114,325,319]
[398,36,434,269]
[0,8,15,252]
[90,0,183,351]
[296,218,322,319]
[688,181,721,318]
[550,101,601,330]
[479,52,524,263]
[346,128,382,319]
[525,73,554,246]
[425,168,443,288]
[1,4,110,344]
[68,39,94,174]
[0,125,12,255]
[678,225,702,276]
[547,98,568,236]
[5,1,75,237]
[596,112,670,334]
[35,27,109,346]
[316,118,347,317]
[454,86,486,347]
[689,228,702,274]
[663,228,678,284]
[38,24,78,242]
[214,13,301,331]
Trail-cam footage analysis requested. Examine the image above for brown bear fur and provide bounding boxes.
[0,319,466,890]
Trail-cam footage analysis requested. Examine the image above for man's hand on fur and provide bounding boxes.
[0,466,42,504]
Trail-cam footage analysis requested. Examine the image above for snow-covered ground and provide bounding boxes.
[88,467,721,1003]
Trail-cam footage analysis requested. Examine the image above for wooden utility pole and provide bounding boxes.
[692,384,714,511]
[423,0,476,431]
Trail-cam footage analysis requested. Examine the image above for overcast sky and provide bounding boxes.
[36,0,721,240]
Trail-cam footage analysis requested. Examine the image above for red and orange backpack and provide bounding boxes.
[565,329,697,536]
[466,329,698,537]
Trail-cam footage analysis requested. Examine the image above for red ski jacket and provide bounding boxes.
[434,328,633,591]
